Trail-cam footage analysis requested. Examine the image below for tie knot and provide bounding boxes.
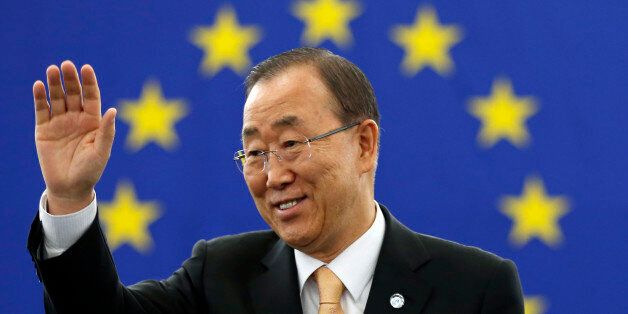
[313,266,345,306]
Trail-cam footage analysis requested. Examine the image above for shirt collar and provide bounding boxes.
[294,201,386,300]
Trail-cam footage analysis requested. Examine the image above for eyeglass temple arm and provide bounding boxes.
[233,149,277,161]
[306,121,361,143]
[234,151,245,161]
[234,121,361,160]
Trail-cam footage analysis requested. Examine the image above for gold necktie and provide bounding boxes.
[313,266,345,314]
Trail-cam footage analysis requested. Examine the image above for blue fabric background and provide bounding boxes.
[1,1,627,312]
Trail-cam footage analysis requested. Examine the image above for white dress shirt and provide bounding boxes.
[295,202,386,314]
[38,192,386,313]
[38,190,98,259]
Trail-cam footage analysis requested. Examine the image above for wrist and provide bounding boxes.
[46,190,95,215]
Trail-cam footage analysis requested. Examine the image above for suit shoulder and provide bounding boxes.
[191,230,279,266]
[415,232,511,275]
[413,233,523,308]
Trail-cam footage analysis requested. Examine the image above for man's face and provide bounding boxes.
[241,64,363,255]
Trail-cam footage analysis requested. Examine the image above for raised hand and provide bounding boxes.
[33,61,116,215]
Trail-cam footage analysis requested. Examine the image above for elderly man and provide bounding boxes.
[28,48,524,313]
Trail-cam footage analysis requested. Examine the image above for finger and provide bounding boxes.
[33,80,50,125]
[95,108,116,157]
[80,64,101,117]
[46,65,66,116]
[61,60,82,112]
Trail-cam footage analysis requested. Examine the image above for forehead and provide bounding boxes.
[242,64,339,138]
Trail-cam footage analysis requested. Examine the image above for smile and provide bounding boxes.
[279,199,298,210]
[275,196,306,211]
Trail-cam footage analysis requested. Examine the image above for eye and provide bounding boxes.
[282,140,301,149]
[246,150,265,158]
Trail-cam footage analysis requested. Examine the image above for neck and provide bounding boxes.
[311,196,377,263]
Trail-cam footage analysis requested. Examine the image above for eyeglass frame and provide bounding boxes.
[233,120,362,174]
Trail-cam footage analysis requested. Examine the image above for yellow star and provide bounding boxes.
[524,296,547,314]
[501,176,569,248]
[190,6,261,76]
[119,81,187,152]
[292,0,361,48]
[99,182,161,253]
[391,6,462,76]
[468,79,538,148]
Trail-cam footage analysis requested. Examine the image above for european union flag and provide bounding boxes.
[2,1,627,313]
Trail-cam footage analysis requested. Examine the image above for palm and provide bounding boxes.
[37,111,102,194]
[33,62,116,203]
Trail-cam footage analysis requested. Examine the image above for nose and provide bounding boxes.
[265,153,295,189]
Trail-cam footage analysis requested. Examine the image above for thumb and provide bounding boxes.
[95,108,117,157]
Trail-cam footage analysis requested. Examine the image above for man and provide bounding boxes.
[28,48,524,313]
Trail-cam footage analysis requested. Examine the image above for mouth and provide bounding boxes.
[275,196,306,211]
[270,196,307,221]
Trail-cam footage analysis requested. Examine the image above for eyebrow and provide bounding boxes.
[241,115,302,139]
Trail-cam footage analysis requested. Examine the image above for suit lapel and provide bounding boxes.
[365,205,433,313]
[249,239,303,313]
[248,205,431,313]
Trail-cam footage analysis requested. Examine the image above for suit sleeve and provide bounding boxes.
[480,259,524,314]
[27,212,209,314]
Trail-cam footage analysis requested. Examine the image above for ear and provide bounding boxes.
[356,119,379,174]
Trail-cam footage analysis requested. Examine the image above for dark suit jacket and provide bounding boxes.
[28,204,524,313]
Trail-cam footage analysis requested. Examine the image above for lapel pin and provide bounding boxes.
[390,293,405,309]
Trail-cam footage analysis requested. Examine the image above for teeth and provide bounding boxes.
[279,199,298,210]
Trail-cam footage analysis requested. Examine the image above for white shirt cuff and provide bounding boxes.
[38,190,97,259]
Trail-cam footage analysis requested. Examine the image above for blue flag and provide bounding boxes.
[2,1,627,313]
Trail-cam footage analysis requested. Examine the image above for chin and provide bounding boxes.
[276,227,315,249]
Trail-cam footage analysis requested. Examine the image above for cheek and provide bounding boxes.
[307,156,352,202]
[245,175,266,197]
[247,177,274,226]
[312,140,360,178]
[321,152,357,183]
[310,152,361,219]
[246,177,272,214]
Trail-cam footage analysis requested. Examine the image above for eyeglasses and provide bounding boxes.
[234,121,361,175]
